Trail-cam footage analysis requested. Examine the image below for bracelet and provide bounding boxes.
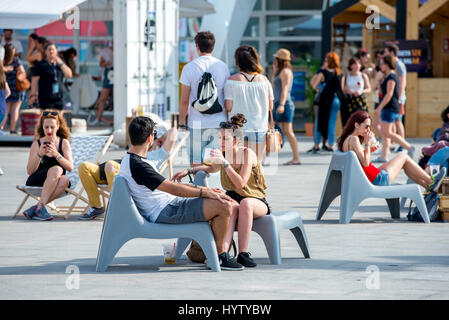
[223,160,230,169]
[199,188,203,198]
[56,154,62,161]
[57,63,64,68]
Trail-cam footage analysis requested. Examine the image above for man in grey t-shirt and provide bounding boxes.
[385,44,406,144]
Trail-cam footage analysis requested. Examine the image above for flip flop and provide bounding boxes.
[283,160,302,166]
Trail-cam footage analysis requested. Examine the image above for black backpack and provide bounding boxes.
[192,72,223,115]
[407,191,440,222]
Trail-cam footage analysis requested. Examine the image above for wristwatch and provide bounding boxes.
[56,154,63,161]
[223,160,230,169]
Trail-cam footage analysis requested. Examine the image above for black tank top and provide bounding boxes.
[36,138,66,174]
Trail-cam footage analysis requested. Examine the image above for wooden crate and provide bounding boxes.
[439,195,449,211]
[442,211,449,222]
[441,178,449,195]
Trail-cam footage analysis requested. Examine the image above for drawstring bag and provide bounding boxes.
[192,72,223,115]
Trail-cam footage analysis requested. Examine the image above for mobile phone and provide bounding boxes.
[43,141,50,147]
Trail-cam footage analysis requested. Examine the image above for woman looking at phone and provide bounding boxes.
[172,114,269,269]
[22,110,73,221]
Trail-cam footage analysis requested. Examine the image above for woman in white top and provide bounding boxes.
[224,45,274,161]
[341,57,371,127]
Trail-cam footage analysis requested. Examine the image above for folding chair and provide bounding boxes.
[95,130,190,208]
[316,150,430,224]
[14,135,114,220]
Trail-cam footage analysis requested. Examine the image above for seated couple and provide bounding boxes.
[121,114,270,271]
[339,111,446,191]
[78,127,178,220]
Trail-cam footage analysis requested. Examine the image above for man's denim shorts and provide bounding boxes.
[381,109,402,123]
[155,197,206,224]
[243,130,267,143]
[372,169,390,186]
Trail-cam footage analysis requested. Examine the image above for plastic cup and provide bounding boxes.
[163,242,176,265]
[429,164,440,176]
[203,148,215,166]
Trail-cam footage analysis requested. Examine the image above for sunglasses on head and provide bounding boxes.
[43,111,59,116]
[219,122,234,129]
[152,130,158,138]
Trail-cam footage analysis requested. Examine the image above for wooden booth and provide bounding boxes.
[322,0,449,138]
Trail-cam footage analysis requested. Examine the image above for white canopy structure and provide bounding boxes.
[0,0,86,29]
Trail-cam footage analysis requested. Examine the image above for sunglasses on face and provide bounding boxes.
[42,111,59,116]
[360,123,371,129]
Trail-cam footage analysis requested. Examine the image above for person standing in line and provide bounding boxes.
[374,55,414,163]
[315,52,344,152]
[0,44,26,134]
[1,29,23,58]
[271,48,301,165]
[341,57,371,127]
[29,42,72,110]
[384,44,407,151]
[224,45,273,161]
[91,44,113,126]
[24,33,43,74]
[179,31,230,166]
[0,56,11,136]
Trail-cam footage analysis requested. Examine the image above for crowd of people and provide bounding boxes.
[13,30,448,272]
[0,29,114,136]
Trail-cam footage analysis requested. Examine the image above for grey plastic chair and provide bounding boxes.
[180,170,310,264]
[316,150,430,224]
[96,175,221,272]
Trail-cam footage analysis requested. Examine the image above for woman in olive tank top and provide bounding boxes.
[172,113,270,268]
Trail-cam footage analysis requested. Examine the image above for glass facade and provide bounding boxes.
[266,15,321,37]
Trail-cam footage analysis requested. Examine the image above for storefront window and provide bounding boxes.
[266,15,321,37]
[244,17,260,37]
[267,0,323,10]
[254,0,262,11]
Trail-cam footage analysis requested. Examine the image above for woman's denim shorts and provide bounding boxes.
[381,109,402,123]
[372,169,389,186]
[273,100,295,123]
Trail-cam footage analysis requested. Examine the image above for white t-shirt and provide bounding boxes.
[1,38,23,54]
[179,55,230,129]
[224,77,274,132]
[119,152,177,222]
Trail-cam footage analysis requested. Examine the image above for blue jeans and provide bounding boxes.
[428,146,449,173]
[314,95,341,146]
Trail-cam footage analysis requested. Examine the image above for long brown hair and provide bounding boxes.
[34,110,71,141]
[0,65,5,91]
[234,46,263,74]
[274,57,292,77]
[337,111,371,151]
[326,52,341,76]
[3,43,15,66]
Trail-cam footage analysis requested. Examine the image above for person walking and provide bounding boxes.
[179,31,229,166]
[29,42,72,110]
[341,57,371,127]
[315,52,344,152]
[224,45,273,161]
[0,60,11,136]
[0,44,26,134]
[271,48,301,165]
[374,55,414,163]
[91,44,113,126]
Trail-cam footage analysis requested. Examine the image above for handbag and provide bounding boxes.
[186,239,237,263]
[266,108,283,153]
[16,69,31,91]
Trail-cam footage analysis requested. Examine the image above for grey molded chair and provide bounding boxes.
[96,175,221,272]
[180,171,310,264]
[316,150,430,224]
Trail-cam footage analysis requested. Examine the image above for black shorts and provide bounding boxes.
[26,168,71,188]
[225,190,271,215]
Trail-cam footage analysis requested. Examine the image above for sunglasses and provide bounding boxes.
[43,111,59,116]
[219,122,234,129]
[360,123,371,129]
[153,130,158,137]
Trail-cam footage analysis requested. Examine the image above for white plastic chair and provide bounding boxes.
[316,150,430,224]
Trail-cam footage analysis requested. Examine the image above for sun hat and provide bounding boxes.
[273,48,291,61]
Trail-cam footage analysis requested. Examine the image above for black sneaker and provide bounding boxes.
[237,252,257,268]
[322,145,334,152]
[219,252,244,271]
[79,207,105,220]
[307,146,320,154]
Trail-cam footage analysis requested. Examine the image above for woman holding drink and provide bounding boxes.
[172,114,270,268]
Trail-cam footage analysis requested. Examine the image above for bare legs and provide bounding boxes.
[203,198,232,254]
[280,122,301,164]
[380,121,412,160]
[379,153,433,188]
[95,88,112,121]
[38,166,70,209]
[0,101,22,132]
[223,198,268,253]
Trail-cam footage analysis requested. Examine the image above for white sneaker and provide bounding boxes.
[0,130,7,136]
[0,167,4,176]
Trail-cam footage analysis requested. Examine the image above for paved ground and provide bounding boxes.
[0,136,448,300]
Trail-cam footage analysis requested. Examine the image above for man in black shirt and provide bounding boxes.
[120,116,244,270]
